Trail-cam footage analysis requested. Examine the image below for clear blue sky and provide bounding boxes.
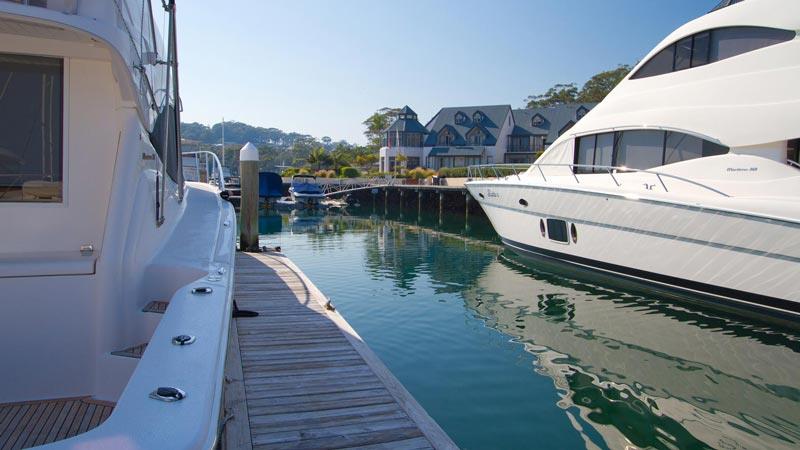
[177,0,715,145]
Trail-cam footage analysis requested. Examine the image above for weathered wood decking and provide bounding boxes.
[0,397,113,449]
[224,252,457,450]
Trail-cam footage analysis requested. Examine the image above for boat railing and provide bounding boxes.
[787,159,800,169]
[467,163,730,198]
[182,151,226,190]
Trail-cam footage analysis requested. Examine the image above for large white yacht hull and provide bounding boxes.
[467,182,800,316]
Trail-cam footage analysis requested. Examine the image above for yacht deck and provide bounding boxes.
[0,397,113,449]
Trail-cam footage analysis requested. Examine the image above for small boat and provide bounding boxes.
[289,175,326,206]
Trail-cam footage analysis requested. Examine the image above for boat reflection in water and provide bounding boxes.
[464,254,800,449]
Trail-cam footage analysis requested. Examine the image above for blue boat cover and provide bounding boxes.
[259,172,283,198]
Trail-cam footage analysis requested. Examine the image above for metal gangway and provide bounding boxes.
[321,175,399,196]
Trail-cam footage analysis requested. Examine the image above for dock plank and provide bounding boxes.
[224,252,457,450]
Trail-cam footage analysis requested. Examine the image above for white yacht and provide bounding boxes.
[0,1,236,448]
[466,0,800,317]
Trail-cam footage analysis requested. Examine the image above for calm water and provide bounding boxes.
[256,207,800,450]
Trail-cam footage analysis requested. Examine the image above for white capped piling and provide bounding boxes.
[240,142,259,251]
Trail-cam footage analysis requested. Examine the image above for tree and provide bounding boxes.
[395,154,408,174]
[525,83,578,108]
[362,107,400,149]
[524,65,632,109]
[329,149,350,171]
[307,147,328,170]
[577,65,631,103]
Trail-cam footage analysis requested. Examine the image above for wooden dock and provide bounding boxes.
[224,252,457,450]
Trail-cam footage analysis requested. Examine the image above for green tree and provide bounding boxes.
[525,83,578,108]
[577,65,631,103]
[329,149,350,171]
[307,147,328,170]
[395,154,408,174]
[362,107,400,149]
[525,65,632,109]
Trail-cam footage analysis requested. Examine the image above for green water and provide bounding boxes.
[256,207,800,450]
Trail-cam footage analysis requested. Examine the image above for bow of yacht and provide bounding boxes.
[466,0,800,317]
[0,1,235,448]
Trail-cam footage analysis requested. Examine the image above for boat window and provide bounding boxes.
[575,135,596,173]
[594,133,615,169]
[631,26,795,79]
[616,130,664,170]
[0,54,63,202]
[710,27,795,61]
[574,129,729,171]
[546,219,568,243]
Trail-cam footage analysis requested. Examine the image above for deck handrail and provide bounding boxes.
[788,159,800,169]
[182,151,226,190]
[467,163,730,198]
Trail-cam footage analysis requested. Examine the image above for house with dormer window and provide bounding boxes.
[505,103,596,163]
[378,103,596,171]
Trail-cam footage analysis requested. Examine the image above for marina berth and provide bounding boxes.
[466,0,800,316]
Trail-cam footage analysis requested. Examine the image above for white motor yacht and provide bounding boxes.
[466,0,800,317]
[0,1,235,448]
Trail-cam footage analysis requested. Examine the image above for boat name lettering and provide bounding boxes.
[726,167,758,172]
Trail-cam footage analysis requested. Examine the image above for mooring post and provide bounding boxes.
[417,190,422,220]
[384,188,388,214]
[465,192,471,221]
[239,142,260,251]
[438,191,444,225]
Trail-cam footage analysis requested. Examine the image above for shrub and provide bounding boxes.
[438,167,468,178]
[340,166,360,178]
[407,167,429,180]
[315,169,336,178]
[281,167,297,177]
[297,167,311,175]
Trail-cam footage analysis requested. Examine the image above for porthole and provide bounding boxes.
[519,198,528,207]
[478,192,485,199]
[539,219,546,237]
[570,223,578,243]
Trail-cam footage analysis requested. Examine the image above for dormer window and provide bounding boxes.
[438,128,455,146]
[467,127,485,145]
[576,106,588,120]
[531,114,545,127]
[455,111,467,125]
[472,111,484,123]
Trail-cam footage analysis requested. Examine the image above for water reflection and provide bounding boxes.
[465,255,800,449]
[258,210,800,449]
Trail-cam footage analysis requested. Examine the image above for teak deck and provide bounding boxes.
[225,252,457,450]
[0,397,113,449]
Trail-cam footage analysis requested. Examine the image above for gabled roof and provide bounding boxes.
[424,105,511,146]
[511,103,597,144]
[385,105,428,134]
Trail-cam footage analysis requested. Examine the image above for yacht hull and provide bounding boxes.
[467,182,800,316]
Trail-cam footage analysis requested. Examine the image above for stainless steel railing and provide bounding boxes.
[182,151,226,190]
[467,163,729,197]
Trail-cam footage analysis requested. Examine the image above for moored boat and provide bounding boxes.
[466,0,800,317]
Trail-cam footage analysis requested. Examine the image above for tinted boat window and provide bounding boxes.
[631,26,795,79]
[710,26,795,61]
[546,219,569,243]
[616,130,664,170]
[595,133,615,169]
[574,130,728,171]
[0,54,63,202]
[674,36,693,71]
[575,135,596,173]
[631,45,675,79]
[691,31,711,67]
